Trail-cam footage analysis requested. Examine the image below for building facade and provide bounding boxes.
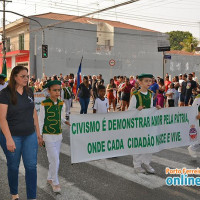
[1,13,200,82]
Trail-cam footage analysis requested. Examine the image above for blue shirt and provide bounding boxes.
[149,82,159,94]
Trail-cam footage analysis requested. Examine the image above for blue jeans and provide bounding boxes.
[0,132,38,199]
[79,97,90,114]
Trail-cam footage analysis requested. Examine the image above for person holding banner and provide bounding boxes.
[129,73,161,174]
[38,80,70,193]
[188,94,200,158]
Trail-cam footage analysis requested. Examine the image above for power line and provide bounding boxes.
[13,0,199,26]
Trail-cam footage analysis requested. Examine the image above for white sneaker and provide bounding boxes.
[188,146,197,158]
[142,164,155,174]
[134,167,146,173]
[52,184,61,193]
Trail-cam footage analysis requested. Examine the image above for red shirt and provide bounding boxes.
[165,80,171,92]
[122,83,133,93]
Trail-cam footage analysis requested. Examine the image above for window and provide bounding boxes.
[19,33,24,50]
[6,38,10,52]
[105,40,110,46]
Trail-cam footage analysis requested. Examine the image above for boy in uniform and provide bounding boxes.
[61,80,73,120]
[128,74,161,174]
[188,94,200,158]
[39,80,70,193]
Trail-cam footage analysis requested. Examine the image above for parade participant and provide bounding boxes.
[106,78,117,112]
[180,74,187,106]
[92,75,98,101]
[76,76,93,114]
[97,74,104,86]
[148,76,159,107]
[165,83,176,107]
[93,85,109,114]
[128,73,161,174]
[156,78,165,108]
[164,75,171,92]
[0,73,8,91]
[39,80,70,193]
[188,93,200,158]
[185,73,197,106]
[0,65,43,200]
[121,78,133,111]
[192,72,199,84]
[61,80,73,120]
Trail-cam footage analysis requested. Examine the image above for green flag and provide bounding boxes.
[2,59,7,81]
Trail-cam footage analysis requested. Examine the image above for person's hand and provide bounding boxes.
[137,106,144,111]
[65,121,71,126]
[37,135,44,147]
[6,138,16,152]
[156,105,162,109]
[196,114,200,120]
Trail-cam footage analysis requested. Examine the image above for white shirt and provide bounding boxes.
[178,79,184,93]
[192,95,200,107]
[166,88,176,100]
[94,97,109,113]
[128,91,153,111]
[193,76,199,84]
[0,82,8,91]
[38,101,66,142]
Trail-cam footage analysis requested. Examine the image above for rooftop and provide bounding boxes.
[166,50,200,56]
[32,12,158,33]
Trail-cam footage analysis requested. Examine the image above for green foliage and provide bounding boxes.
[166,31,198,52]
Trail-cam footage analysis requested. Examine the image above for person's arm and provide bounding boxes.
[75,88,80,100]
[33,108,44,147]
[0,104,16,152]
[61,89,64,100]
[90,88,94,99]
[128,95,140,111]
[61,103,71,125]
[106,84,111,91]
[120,84,126,92]
[93,98,98,113]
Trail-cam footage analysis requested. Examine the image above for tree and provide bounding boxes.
[166,31,198,51]
[180,36,199,52]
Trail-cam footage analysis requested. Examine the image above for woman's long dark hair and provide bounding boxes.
[83,76,89,88]
[8,65,30,105]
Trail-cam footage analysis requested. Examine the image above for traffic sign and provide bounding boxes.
[158,46,170,52]
[164,55,171,59]
[109,59,115,67]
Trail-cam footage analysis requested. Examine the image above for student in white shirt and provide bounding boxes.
[93,85,109,114]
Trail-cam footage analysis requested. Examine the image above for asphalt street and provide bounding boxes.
[1,101,200,200]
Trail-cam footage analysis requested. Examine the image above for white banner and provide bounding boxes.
[70,106,199,163]
[34,92,45,113]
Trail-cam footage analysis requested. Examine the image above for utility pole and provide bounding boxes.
[1,0,12,66]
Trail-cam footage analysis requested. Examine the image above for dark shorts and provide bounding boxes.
[184,95,191,105]
[180,94,185,102]
[122,93,130,102]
